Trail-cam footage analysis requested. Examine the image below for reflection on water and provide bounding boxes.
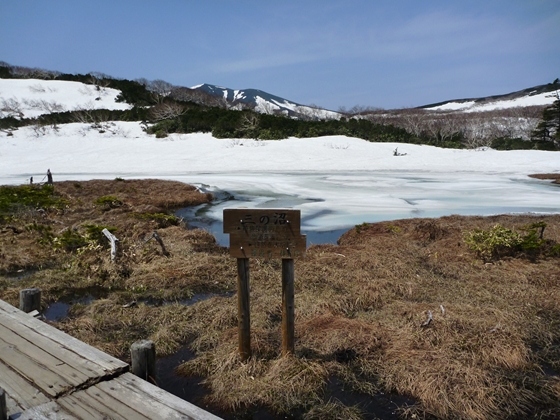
[44,294,97,321]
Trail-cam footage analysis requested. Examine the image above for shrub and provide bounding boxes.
[94,195,123,210]
[491,137,534,150]
[464,224,522,261]
[258,128,287,140]
[53,228,89,252]
[0,184,64,216]
[83,224,117,245]
[26,222,55,245]
[354,222,369,234]
[131,212,180,228]
[28,223,117,252]
[464,222,558,261]
[146,119,181,137]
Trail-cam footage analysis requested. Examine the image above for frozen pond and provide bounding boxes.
[171,171,560,246]
[2,168,557,246]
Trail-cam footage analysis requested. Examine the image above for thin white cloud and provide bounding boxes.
[213,2,560,78]
[216,51,324,73]
[213,8,546,75]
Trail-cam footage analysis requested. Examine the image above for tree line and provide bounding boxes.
[1,62,558,150]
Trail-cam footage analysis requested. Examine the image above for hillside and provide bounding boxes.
[421,81,560,112]
[1,63,559,150]
[191,83,340,119]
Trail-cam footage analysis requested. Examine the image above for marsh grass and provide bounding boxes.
[1,179,560,419]
[178,215,560,419]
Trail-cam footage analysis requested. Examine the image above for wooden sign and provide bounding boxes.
[224,209,306,259]
[224,208,302,359]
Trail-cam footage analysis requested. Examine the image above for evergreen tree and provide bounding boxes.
[531,92,560,147]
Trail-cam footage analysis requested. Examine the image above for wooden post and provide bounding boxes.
[19,288,41,313]
[0,387,7,420]
[282,259,295,356]
[102,228,118,262]
[147,231,169,256]
[130,339,156,385]
[237,258,251,360]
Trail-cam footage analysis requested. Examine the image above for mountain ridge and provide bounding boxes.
[189,83,340,119]
[420,81,559,112]
[0,61,557,117]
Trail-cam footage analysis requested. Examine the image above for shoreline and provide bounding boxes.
[529,173,560,184]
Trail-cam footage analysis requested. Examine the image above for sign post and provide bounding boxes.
[224,209,306,359]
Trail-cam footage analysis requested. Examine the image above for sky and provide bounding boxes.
[1,1,559,111]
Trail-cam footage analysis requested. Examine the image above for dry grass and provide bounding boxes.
[529,173,560,184]
[1,179,560,419]
[178,215,560,419]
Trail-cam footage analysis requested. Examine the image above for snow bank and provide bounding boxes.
[1,123,559,183]
[0,78,131,118]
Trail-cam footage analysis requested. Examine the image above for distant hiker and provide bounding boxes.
[30,176,33,185]
[393,147,407,157]
[46,169,53,185]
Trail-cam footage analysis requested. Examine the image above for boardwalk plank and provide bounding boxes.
[0,320,90,383]
[0,310,108,380]
[0,336,69,397]
[57,393,122,420]
[0,314,99,385]
[81,386,151,420]
[96,376,193,420]
[0,359,50,412]
[112,373,222,420]
[0,300,127,373]
[0,299,221,420]
[16,401,80,420]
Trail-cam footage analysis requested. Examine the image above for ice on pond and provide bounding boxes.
[174,171,560,246]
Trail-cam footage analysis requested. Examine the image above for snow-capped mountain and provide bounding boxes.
[422,81,559,112]
[190,83,340,119]
[0,74,557,123]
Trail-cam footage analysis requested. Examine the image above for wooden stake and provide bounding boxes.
[130,340,156,385]
[0,387,7,420]
[145,231,169,256]
[102,228,118,262]
[282,259,295,356]
[19,288,41,313]
[237,258,251,360]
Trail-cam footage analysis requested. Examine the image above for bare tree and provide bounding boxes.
[0,98,24,118]
[149,102,186,121]
[146,79,174,103]
[9,65,59,79]
[24,99,65,113]
[170,87,229,108]
[238,112,260,138]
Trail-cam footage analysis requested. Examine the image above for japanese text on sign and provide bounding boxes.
[224,209,306,259]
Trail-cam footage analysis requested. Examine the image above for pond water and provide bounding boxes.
[44,292,231,321]
[44,295,96,321]
[174,171,560,246]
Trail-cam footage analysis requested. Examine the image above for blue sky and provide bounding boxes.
[1,0,559,110]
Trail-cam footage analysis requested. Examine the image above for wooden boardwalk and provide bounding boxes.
[0,299,221,420]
